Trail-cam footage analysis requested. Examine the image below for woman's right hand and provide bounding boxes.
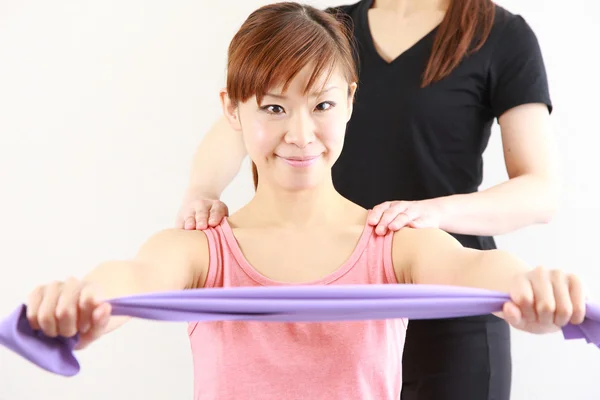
[26,278,111,350]
[175,190,229,230]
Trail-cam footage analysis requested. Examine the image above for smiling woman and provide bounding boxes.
[14,3,586,400]
[221,2,358,190]
[220,65,356,192]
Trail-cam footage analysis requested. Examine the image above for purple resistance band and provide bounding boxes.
[1,284,599,377]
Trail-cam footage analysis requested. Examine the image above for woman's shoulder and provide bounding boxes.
[392,227,462,252]
[141,227,209,246]
[487,5,541,47]
[130,228,212,289]
[492,4,529,27]
[144,228,212,260]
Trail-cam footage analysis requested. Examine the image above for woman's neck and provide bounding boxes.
[372,0,448,15]
[239,181,363,229]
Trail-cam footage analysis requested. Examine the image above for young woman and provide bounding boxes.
[26,3,575,400]
[175,1,556,398]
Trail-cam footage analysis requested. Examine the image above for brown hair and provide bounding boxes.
[225,2,358,190]
[422,0,496,87]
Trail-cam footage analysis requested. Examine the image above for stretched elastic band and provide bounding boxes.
[1,284,598,377]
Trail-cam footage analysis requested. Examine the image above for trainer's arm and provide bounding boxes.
[187,115,247,199]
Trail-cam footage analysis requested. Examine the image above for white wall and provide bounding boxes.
[0,0,598,399]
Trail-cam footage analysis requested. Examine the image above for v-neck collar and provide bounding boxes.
[356,0,440,67]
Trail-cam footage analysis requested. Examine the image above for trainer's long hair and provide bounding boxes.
[422,0,496,87]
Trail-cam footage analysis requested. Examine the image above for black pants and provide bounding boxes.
[400,314,511,400]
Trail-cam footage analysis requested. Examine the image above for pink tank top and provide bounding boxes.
[187,218,407,400]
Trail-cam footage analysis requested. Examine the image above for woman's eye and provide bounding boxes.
[316,102,335,112]
[263,105,285,114]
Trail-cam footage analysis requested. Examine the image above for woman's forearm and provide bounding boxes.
[447,248,530,320]
[432,174,559,236]
[81,260,149,334]
[188,116,247,199]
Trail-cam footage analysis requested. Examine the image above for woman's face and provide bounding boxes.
[223,65,356,192]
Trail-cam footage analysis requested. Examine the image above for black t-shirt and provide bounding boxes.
[327,0,552,251]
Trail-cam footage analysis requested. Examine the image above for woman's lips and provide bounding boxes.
[277,155,321,167]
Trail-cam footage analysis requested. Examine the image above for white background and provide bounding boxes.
[0,0,598,399]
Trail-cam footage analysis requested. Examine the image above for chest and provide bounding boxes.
[349,13,496,155]
[230,227,366,283]
[353,67,493,152]
[366,9,445,64]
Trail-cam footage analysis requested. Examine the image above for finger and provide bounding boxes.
[368,202,391,225]
[55,278,82,337]
[388,211,415,231]
[26,286,45,331]
[37,281,62,337]
[89,303,111,339]
[568,274,586,325]
[408,214,434,229]
[407,219,422,228]
[194,210,209,230]
[78,283,103,334]
[77,303,111,350]
[208,203,228,227]
[550,270,572,327]
[376,204,410,235]
[531,266,556,326]
[509,274,536,323]
[184,216,197,230]
[175,210,189,229]
[383,203,416,233]
[502,301,525,329]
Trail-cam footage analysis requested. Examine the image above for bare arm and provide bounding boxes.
[369,104,559,237]
[26,229,209,346]
[83,229,209,332]
[176,115,248,229]
[187,115,247,199]
[392,228,586,332]
[432,103,559,236]
[392,228,529,292]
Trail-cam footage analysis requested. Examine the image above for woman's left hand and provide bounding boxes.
[368,200,442,235]
[503,266,587,334]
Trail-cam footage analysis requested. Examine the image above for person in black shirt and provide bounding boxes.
[175,1,556,399]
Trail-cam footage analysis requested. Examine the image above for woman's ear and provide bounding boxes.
[220,88,242,131]
[346,82,358,122]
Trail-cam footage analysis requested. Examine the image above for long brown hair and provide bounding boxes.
[422,0,496,87]
[225,3,358,190]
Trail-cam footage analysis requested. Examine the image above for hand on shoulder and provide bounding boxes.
[368,200,442,235]
[175,188,229,231]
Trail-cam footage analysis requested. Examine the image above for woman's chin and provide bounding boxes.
[276,176,325,192]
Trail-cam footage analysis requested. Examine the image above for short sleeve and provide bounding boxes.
[488,15,552,118]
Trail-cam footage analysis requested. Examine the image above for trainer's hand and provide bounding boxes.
[368,200,441,235]
[175,189,229,230]
[503,266,586,334]
[26,278,111,350]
